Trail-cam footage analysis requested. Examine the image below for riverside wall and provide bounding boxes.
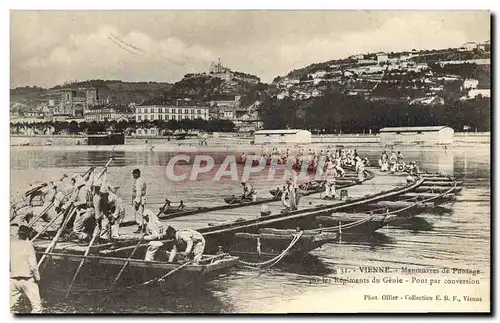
[10,132,490,152]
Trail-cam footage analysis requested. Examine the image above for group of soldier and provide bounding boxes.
[13,169,126,244]
[10,167,206,313]
[256,146,365,169]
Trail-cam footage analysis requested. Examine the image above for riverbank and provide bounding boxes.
[10,132,490,148]
[9,141,489,154]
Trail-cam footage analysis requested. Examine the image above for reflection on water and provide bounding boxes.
[386,216,435,232]
[9,146,490,313]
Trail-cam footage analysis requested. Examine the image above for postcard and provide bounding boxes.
[9,10,491,314]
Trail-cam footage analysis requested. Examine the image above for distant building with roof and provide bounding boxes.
[379,126,454,145]
[458,42,478,52]
[83,105,135,122]
[136,99,209,122]
[376,52,389,64]
[254,129,311,144]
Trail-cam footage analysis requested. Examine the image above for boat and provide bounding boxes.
[363,200,436,210]
[422,180,463,187]
[396,192,456,202]
[414,186,463,194]
[270,180,326,197]
[148,170,373,217]
[87,133,125,145]
[35,242,239,295]
[307,177,464,233]
[103,175,424,256]
[314,212,396,235]
[230,228,338,259]
[195,177,425,251]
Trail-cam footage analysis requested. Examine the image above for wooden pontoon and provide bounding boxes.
[230,228,338,259]
[35,243,239,295]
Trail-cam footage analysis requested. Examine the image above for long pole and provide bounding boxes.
[97,198,170,308]
[16,166,94,226]
[62,157,114,296]
[27,202,55,227]
[24,168,93,197]
[97,232,146,309]
[30,207,68,242]
[97,158,114,180]
[37,206,77,272]
[63,159,113,299]
[63,227,103,299]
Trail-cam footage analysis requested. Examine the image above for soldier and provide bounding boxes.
[143,209,166,261]
[68,175,94,243]
[389,151,398,174]
[10,223,42,313]
[260,204,271,217]
[241,182,256,201]
[281,180,298,211]
[380,151,389,172]
[323,158,338,200]
[166,227,206,264]
[106,185,125,239]
[397,151,405,163]
[356,156,366,182]
[132,169,147,233]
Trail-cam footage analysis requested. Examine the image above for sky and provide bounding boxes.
[10,10,490,88]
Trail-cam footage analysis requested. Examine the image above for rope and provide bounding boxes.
[48,253,232,295]
[312,216,375,233]
[238,231,304,269]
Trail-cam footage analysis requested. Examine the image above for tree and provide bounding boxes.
[68,121,80,134]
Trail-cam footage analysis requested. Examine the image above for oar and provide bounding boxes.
[97,231,146,309]
[63,226,105,300]
[26,186,78,228]
[27,202,55,227]
[97,198,170,308]
[30,207,69,242]
[24,168,93,197]
[10,202,19,222]
[62,158,115,297]
[17,166,94,226]
[37,206,77,272]
[96,158,114,180]
[157,261,192,283]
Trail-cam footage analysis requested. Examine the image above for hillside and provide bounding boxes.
[164,70,263,102]
[10,80,173,107]
[260,43,491,132]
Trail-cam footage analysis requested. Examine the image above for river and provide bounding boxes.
[10,146,490,313]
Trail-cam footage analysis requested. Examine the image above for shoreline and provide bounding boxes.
[10,132,490,150]
[9,141,489,153]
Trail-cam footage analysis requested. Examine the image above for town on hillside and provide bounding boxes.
[10,41,490,137]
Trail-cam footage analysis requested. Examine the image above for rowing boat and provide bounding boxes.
[230,228,337,259]
[35,245,239,295]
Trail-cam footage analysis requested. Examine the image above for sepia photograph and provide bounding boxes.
[9,9,491,314]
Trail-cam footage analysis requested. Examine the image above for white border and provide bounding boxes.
[2,1,497,321]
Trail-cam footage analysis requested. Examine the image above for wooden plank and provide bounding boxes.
[398,193,455,200]
[37,251,237,272]
[202,178,424,236]
[422,181,463,186]
[415,186,463,193]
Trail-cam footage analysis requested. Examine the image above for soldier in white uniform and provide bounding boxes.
[355,156,366,182]
[389,151,398,174]
[323,159,338,200]
[10,223,42,313]
[166,227,206,264]
[68,175,94,242]
[241,182,257,201]
[132,169,147,233]
[143,209,166,261]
